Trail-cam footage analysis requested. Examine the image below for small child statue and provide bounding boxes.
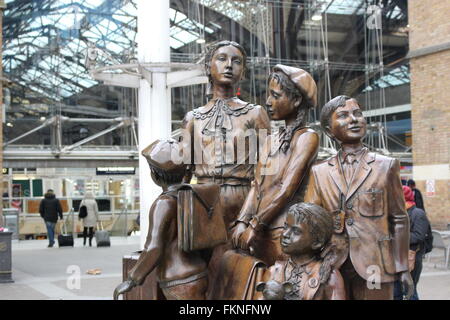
[113,139,208,300]
[256,203,346,300]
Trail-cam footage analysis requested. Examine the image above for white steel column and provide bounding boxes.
[137,0,171,249]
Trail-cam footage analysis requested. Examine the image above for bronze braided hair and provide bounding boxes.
[268,71,310,153]
[287,202,337,284]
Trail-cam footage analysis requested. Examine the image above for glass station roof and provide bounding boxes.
[2,0,214,101]
[364,65,410,91]
[3,0,408,103]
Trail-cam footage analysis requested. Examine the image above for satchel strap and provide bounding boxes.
[161,190,178,199]
[178,184,219,219]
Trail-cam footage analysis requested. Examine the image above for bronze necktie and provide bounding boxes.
[343,154,357,186]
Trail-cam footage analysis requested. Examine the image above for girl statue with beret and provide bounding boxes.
[231,64,320,266]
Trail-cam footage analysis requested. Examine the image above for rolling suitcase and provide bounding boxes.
[58,218,74,247]
[96,221,111,247]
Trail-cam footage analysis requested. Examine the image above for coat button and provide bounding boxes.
[346,203,353,210]
[346,218,354,226]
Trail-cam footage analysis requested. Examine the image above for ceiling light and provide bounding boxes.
[40,117,46,121]
[196,38,206,44]
[311,14,322,21]
[6,123,13,127]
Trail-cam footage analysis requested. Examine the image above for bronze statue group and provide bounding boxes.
[114,41,414,300]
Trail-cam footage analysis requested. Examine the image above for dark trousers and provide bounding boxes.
[83,227,94,246]
[340,257,394,300]
[394,251,423,300]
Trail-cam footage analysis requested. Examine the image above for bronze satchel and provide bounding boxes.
[177,183,227,252]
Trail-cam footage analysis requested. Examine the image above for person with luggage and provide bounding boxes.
[39,189,63,248]
[79,192,99,247]
[394,185,432,300]
[114,139,211,300]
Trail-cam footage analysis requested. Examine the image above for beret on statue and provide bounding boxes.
[273,64,318,108]
[141,139,185,173]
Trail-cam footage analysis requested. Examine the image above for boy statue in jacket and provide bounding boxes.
[304,95,413,299]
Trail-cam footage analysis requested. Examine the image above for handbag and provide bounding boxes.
[408,249,417,272]
[177,183,227,252]
[78,205,88,219]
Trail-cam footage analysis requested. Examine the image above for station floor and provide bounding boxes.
[1,234,449,300]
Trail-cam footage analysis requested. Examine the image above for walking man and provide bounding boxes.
[39,189,63,247]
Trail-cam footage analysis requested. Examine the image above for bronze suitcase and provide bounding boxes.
[122,252,161,300]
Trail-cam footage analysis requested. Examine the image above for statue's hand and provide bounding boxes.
[113,280,136,300]
[400,271,414,300]
[238,226,258,253]
[231,222,248,249]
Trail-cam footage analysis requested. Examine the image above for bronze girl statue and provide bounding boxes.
[231,64,319,266]
[179,41,271,296]
[256,202,346,300]
[180,40,270,229]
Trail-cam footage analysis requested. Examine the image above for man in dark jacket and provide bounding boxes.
[39,189,63,247]
[407,179,425,210]
[394,186,431,300]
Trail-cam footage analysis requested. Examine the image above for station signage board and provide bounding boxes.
[96,167,135,175]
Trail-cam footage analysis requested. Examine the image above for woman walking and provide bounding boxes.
[79,192,99,247]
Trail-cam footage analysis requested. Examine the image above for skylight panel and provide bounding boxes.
[169,8,177,21]
[38,60,52,71]
[33,36,49,47]
[120,1,137,16]
[27,46,38,56]
[363,65,410,92]
[60,46,75,57]
[170,8,188,24]
[60,87,75,97]
[106,42,125,54]
[3,49,16,56]
[169,37,185,49]
[29,84,49,97]
[112,13,134,24]
[173,30,198,44]
[8,60,18,69]
[83,0,105,9]
[29,20,43,30]
[56,12,79,30]
[78,78,98,87]
[390,5,403,19]
[98,18,116,32]
[83,29,101,39]
[322,0,365,15]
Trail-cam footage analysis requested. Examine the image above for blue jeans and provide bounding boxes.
[45,221,56,245]
[394,280,419,300]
